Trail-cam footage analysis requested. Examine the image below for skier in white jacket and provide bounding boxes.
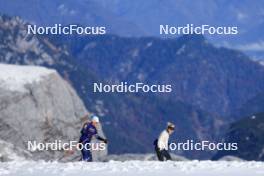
[154,122,175,161]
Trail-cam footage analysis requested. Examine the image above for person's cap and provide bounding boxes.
[91,115,100,123]
[167,122,175,130]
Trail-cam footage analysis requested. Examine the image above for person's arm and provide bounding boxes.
[92,125,108,143]
[96,135,108,143]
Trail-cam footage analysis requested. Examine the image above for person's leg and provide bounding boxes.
[155,147,164,161]
[81,148,93,162]
[162,150,172,161]
[87,150,93,162]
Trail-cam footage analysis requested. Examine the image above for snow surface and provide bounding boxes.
[0,64,56,92]
[0,160,263,176]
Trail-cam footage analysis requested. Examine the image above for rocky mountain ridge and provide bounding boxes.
[1,15,264,159]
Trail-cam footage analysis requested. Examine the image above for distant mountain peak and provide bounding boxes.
[179,34,206,43]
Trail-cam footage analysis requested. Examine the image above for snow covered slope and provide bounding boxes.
[0,160,263,176]
[106,153,188,161]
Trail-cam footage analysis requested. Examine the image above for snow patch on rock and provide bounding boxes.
[0,64,56,92]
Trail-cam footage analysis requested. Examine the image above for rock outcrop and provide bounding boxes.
[0,64,107,161]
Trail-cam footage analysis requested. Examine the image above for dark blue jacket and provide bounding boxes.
[79,122,99,144]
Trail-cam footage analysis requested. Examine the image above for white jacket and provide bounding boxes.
[157,130,169,150]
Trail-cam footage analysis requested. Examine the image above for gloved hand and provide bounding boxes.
[103,138,108,144]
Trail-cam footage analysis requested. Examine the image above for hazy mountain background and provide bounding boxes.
[0,0,263,61]
[0,0,143,36]
[0,0,264,161]
[1,15,264,160]
[213,112,264,161]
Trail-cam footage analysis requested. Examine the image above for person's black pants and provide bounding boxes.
[155,147,172,161]
[81,146,92,162]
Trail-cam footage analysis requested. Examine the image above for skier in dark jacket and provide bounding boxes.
[79,115,107,162]
[154,122,175,161]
